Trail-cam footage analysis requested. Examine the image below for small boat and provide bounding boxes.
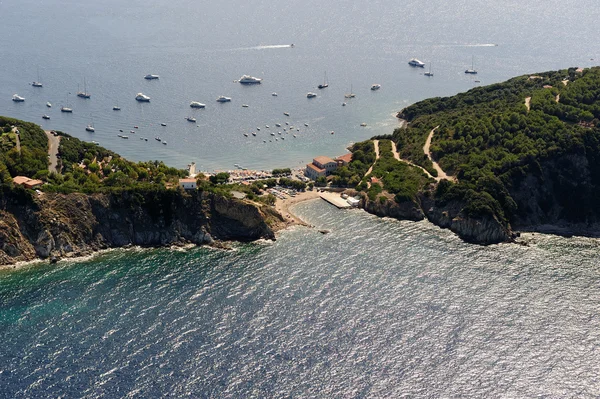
[272,93,278,96]
[307,92,317,98]
[144,74,159,80]
[190,101,206,108]
[256,127,260,131]
[135,93,151,102]
[293,134,297,138]
[408,58,425,67]
[304,123,309,127]
[281,137,285,140]
[318,71,329,89]
[186,116,196,123]
[46,102,52,108]
[162,141,167,145]
[42,115,50,120]
[342,102,346,106]
[474,80,481,83]
[371,84,381,90]
[242,104,249,107]
[113,106,121,111]
[160,123,167,126]
[285,122,289,125]
[119,129,123,132]
[465,56,477,74]
[85,123,95,132]
[122,136,129,139]
[270,132,275,136]
[424,62,434,77]
[290,44,295,48]
[32,67,43,87]
[283,112,290,116]
[239,75,262,84]
[330,131,335,135]
[265,125,270,128]
[216,96,231,102]
[134,126,139,129]
[130,130,135,133]
[155,137,161,141]
[61,106,73,113]
[275,123,281,127]
[243,133,248,137]
[360,123,367,127]
[91,141,99,145]
[252,132,256,136]
[12,94,25,102]
[77,78,91,98]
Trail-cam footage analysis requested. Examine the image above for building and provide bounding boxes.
[335,153,353,166]
[12,176,43,189]
[305,163,327,180]
[178,178,197,190]
[305,156,339,180]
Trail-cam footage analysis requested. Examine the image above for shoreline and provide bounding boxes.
[272,190,322,230]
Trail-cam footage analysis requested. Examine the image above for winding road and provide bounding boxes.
[424,126,456,182]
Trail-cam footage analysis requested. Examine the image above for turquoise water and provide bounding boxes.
[1,0,598,171]
[2,200,600,397]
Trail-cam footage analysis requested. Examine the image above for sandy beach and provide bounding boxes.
[273,190,322,229]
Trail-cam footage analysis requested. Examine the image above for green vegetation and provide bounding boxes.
[271,168,291,176]
[394,67,600,224]
[0,116,49,183]
[331,140,376,187]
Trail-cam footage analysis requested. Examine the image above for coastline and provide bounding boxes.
[272,190,321,230]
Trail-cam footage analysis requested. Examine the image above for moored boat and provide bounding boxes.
[135,93,151,102]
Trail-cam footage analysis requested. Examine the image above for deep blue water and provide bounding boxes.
[2,200,600,397]
[1,0,598,171]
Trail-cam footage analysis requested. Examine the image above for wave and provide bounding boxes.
[228,44,294,51]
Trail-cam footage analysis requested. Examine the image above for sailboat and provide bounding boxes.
[424,62,434,77]
[465,56,477,74]
[113,100,121,111]
[344,83,355,98]
[77,78,91,98]
[318,71,329,89]
[32,67,43,87]
[61,93,73,112]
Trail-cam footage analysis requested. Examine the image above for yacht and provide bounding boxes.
[42,115,50,120]
[306,92,317,98]
[32,81,43,88]
[239,75,262,84]
[135,93,151,102]
[190,101,206,108]
[272,92,278,96]
[113,105,121,111]
[424,62,434,77]
[85,124,95,132]
[344,84,355,98]
[371,84,381,90]
[61,106,73,113]
[46,102,52,108]
[242,104,249,107]
[12,94,25,102]
[216,96,231,102]
[161,123,167,126]
[144,74,159,80]
[186,116,196,122]
[465,56,477,74]
[408,58,425,67]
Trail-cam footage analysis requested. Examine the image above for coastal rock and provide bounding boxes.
[359,193,425,221]
[0,189,277,267]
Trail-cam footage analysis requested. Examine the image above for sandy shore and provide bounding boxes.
[273,190,322,229]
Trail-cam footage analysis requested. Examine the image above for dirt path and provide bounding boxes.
[45,131,61,174]
[555,94,560,103]
[390,141,436,179]
[364,140,380,187]
[562,79,569,86]
[525,96,531,112]
[11,126,21,154]
[424,126,456,182]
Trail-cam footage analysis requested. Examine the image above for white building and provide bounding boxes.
[178,178,197,190]
[305,156,338,180]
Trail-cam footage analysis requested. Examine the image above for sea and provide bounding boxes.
[1,0,600,397]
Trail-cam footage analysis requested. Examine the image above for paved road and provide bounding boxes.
[45,131,61,174]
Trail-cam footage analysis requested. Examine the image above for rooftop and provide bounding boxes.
[306,163,326,173]
[335,153,353,164]
[179,178,197,183]
[313,156,336,165]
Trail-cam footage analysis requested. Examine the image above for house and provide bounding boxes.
[12,176,43,189]
[335,153,353,166]
[305,156,339,180]
[178,178,197,190]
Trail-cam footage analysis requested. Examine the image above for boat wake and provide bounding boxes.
[229,44,294,51]
[436,43,498,47]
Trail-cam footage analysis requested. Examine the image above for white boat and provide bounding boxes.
[465,56,477,74]
[272,92,278,96]
[252,132,256,136]
[408,58,425,67]
[113,106,121,111]
[46,102,52,108]
[283,112,290,116]
[216,96,231,102]
[85,122,95,132]
[344,84,355,98]
[77,78,91,98]
[186,116,196,122]
[190,101,206,108]
[239,75,262,84]
[371,84,381,90]
[342,102,346,106]
[12,94,25,102]
[360,122,367,127]
[61,107,73,113]
[160,123,167,126]
[304,123,309,126]
[275,123,281,127]
[42,115,50,120]
[307,92,317,98]
[135,93,151,102]
[242,104,249,107]
[144,74,159,80]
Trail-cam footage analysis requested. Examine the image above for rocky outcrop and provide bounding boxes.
[358,192,425,221]
[0,189,278,266]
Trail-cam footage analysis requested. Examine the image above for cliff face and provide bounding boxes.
[0,190,278,266]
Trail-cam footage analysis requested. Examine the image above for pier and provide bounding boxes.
[319,191,352,209]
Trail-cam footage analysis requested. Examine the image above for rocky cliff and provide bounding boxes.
[0,188,282,266]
